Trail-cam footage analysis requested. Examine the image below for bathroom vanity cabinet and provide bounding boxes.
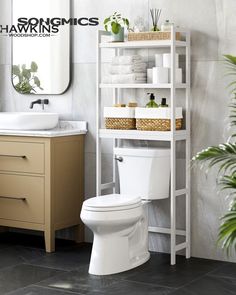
[0,134,85,252]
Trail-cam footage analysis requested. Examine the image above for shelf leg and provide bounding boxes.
[185,31,191,259]
[96,31,102,196]
[170,140,176,266]
[170,26,177,266]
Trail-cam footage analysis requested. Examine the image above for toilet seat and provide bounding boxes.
[83,194,141,212]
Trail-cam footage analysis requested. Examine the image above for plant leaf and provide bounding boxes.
[22,69,31,80]
[34,76,41,87]
[217,199,236,256]
[104,17,110,25]
[12,65,20,76]
[31,61,38,73]
[111,22,121,34]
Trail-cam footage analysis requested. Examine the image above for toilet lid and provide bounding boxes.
[83,194,141,212]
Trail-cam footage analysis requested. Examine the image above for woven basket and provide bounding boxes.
[105,118,136,130]
[128,31,181,42]
[136,118,182,131]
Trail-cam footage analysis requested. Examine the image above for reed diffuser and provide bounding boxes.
[150,8,162,31]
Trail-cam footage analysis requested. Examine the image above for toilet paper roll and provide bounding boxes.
[168,68,183,83]
[176,68,183,84]
[153,67,169,84]
[155,54,163,67]
[163,53,179,68]
[147,69,153,84]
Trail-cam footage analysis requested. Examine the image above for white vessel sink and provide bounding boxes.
[0,112,59,130]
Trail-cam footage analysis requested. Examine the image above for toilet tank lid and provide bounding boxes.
[83,194,141,209]
[114,147,170,157]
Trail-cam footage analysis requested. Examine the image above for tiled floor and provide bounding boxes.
[0,233,235,295]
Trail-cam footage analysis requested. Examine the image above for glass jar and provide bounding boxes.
[161,20,174,31]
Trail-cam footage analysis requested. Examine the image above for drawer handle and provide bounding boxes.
[0,155,26,159]
[0,196,26,201]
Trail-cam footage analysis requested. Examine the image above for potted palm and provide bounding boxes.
[193,55,236,255]
[104,12,130,42]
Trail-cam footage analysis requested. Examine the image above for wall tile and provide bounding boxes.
[149,0,219,61]
[72,0,149,63]
[216,0,236,56]
[0,0,11,65]
[191,61,229,154]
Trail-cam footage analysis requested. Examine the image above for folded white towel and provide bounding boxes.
[103,73,147,84]
[110,63,147,75]
[112,55,143,65]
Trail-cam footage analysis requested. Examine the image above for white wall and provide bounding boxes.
[0,0,236,263]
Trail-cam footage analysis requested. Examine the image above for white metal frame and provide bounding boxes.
[96,27,191,265]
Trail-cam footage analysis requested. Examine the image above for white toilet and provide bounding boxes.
[80,147,170,275]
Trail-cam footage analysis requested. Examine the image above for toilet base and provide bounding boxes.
[88,232,150,276]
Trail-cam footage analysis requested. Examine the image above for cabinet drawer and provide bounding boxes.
[0,141,44,174]
[0,174,44,224]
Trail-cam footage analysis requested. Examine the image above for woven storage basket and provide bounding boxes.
[128,31,181,42]
[136,118,182,131]
[105,118,136,130]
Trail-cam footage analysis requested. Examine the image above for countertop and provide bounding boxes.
[0,121,87,138]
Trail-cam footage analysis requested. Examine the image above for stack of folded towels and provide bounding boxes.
[103,55,147,84]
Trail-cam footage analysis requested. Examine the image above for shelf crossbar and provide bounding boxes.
[175,242,188,252]
[148,226,186,237]
[99,129,187,141]
[101,182,115,191]
[99,40,187,49]
[99,83,187,89]
[175,189,188,197]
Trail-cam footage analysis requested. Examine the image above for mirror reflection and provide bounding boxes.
[12,0,70,95]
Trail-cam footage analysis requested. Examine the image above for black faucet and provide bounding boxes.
[30,99,49,110]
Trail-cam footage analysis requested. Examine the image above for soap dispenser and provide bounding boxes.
[161,98,169,107]
[146,93,159,108]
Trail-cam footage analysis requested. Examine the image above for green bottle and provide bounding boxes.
[146,93,159,108]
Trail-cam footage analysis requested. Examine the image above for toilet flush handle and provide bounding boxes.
[115,156,123,162]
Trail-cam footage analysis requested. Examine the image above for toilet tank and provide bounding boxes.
[114,148,170,200]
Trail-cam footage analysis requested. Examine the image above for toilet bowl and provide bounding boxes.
[81,194,150,275]
[81,148,170,275]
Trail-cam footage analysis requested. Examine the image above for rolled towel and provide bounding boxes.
[112,55,142,65]
[110,63,147,75]
[103,73,147,84]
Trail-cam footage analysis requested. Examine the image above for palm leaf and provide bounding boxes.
[224,55,236,65]
[218,199,236,255]
[193,143,236,174]
[219,174,236,190]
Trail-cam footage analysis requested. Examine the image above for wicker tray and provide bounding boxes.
[128,31,181,42]
[136,118,182,131]
[105,118,136,130]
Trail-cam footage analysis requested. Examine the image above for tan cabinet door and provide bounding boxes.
[0,174,44,224]
[0,141,44,174]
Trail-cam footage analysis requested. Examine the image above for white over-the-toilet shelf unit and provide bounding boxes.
[96,27,191,265]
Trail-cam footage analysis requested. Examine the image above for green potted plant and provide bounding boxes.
[193,55,236,255]
[12,61,43,94]
[104,12,130,42]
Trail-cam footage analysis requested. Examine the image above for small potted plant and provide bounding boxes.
[104,12,130,42]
